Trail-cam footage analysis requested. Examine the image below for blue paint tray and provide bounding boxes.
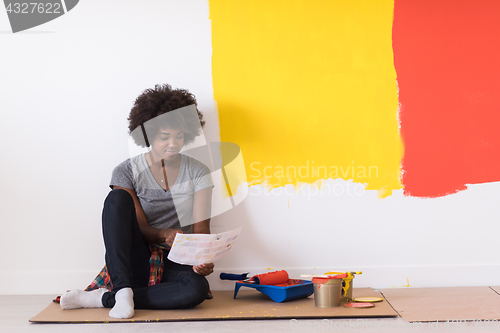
[234,279,314,303]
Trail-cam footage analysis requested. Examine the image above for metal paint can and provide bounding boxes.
[312,277,342,308]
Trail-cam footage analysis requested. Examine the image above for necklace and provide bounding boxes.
[147,153,178,186]
[160,157,177,182]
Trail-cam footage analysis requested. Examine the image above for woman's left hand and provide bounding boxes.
[193,263,214,276]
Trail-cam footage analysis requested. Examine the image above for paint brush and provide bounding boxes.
[325,271,362,275]
[301,273,348,279]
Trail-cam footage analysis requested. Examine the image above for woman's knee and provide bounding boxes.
[179,273,209,308]
[104,189,134,214]
[104,189,133,207]
[102,189,137,229]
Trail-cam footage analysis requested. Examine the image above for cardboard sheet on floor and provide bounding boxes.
[30,288,396,323]
[380,287,500,322]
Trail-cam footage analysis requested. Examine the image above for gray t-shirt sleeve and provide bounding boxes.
[191,159,214,193]
[109,159,134,190]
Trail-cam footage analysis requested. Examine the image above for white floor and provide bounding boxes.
[0,295,483,333]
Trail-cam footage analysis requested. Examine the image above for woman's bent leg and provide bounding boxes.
[100,189,151,318]
[101,189,151,291]
[132,270,209,310]
[102,250,209,310]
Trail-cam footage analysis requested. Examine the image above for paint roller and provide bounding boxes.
[252,270,289,285]
[221,270,290,285]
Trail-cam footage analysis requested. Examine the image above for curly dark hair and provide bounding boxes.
[128,84,205,147]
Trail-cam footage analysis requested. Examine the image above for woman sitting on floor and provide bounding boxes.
[60,84,215,319]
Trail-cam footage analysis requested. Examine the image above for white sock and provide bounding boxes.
[60,288,106,310]
[109,287,134,319]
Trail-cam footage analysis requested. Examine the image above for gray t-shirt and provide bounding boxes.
[110,153,213,244]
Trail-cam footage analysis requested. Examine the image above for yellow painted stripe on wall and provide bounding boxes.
[210,0,402,197]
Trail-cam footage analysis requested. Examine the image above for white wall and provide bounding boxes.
[0,0,498,295]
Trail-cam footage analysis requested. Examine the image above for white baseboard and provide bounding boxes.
[208,265,500,291]
[0,270,100,295]
[2,265,499,295]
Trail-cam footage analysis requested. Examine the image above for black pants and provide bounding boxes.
[100,189,209,309]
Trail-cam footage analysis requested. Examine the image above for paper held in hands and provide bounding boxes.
[167,227,242,265]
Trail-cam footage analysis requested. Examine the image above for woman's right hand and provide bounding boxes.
[160,228,183,246]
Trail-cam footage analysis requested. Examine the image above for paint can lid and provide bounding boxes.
[344,302,375,308]
[312,277,344,285]
[353,297,384,303]
[311,273,347,284]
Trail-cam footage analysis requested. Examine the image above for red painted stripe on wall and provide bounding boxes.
[394,0,500,197]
